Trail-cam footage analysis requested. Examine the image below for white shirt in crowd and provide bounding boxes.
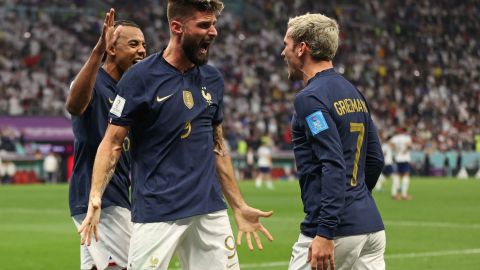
[43,153,58,173]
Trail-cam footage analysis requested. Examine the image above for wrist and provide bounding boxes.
[231,201,248,212]
[90,191,102,200]
[92,46,105,57]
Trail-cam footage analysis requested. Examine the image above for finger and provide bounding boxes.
[103,11,109,26]
[93,225,99,242]
[78,221,86,234]
[253,231,263,250]
[236,231,243,246]
[307,246,312,262]
[259,225,273,241]
[329,256,335,270]
[310,254,317,270]
[322,257,328,270]
[108,8,115,27]
[100,13,109,37]
[258,210,273,218]
[80,228,86,245]
[86,226,92,246]
[246,232,254,251]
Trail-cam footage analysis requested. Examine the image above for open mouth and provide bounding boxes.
[199,42,211,54]
[132,58,143,64]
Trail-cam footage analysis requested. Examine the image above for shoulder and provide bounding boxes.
[200,64,223,81]
[125,53,160,78]
[294,88,328,118]
[200,64,222,75]
[117,56,158,91]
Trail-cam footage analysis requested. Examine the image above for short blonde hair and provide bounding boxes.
[287,13,339,61]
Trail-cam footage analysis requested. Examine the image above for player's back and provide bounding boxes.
[257,146,272,167]
[390,133,412,162]
[292,68,384,238]
[294,68,373,186]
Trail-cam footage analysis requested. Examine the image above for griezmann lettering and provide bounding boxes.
[333,98,368,116]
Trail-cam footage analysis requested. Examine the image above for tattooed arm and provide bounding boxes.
[78,124,129,245]
[213,124,274,251]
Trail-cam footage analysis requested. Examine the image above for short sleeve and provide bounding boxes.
[109,67,147,126]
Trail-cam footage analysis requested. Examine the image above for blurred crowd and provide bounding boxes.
[1,0,479,153]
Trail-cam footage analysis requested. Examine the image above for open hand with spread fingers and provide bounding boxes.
[95,8,122,54]
[77,195,102,246]
[234,205,273,251]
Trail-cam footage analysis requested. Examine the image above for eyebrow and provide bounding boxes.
[127,38,145,44]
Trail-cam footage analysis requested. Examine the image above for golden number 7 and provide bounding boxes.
[350,122,365,186]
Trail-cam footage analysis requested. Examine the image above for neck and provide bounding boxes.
[103,61,121,82]
[301,60,333,85]
[163,40,194,73]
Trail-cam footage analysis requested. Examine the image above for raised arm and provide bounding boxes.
[78,124,129,245]
[66,8,119,115]
[213,124,273,251]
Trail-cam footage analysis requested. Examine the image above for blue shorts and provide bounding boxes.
[258,167,271,173]
[396,162,411,174]
[382,165,394,176]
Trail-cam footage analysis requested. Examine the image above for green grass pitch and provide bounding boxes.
[1,178,480,269]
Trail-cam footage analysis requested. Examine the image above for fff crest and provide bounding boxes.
[183,90,194,109]
[201,86,212,105]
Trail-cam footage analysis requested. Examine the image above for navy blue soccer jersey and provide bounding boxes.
[109,52,227,223]
[69,68,131,216]
[291,68,385,239]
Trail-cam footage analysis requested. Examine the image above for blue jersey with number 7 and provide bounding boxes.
[291,68,384,239]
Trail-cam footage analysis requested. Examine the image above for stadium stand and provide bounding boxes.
[1,0,479,179]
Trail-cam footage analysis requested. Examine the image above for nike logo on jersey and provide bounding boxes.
[156,93,174,103]
[108,97,114,104]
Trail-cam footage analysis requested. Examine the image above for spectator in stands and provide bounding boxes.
[1,1,479,155]
[2,160,16,184]
[43,151,59,183]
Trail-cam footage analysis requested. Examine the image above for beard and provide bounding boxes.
[288,66,303,81]
[182,35,210,66]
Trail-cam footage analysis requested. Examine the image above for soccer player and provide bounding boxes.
[255,136,274,189]
[281,13,386,270]
[78,1,273,270]
[66,9,146,270]
[390,130,413,200]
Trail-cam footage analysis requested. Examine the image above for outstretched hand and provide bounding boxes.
[78,196,102,246]
[95,8,122,53]
[234,205,273,251]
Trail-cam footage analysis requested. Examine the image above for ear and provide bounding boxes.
[297,42,307,57]
[106,44,115,57]
[171,20,183,35]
